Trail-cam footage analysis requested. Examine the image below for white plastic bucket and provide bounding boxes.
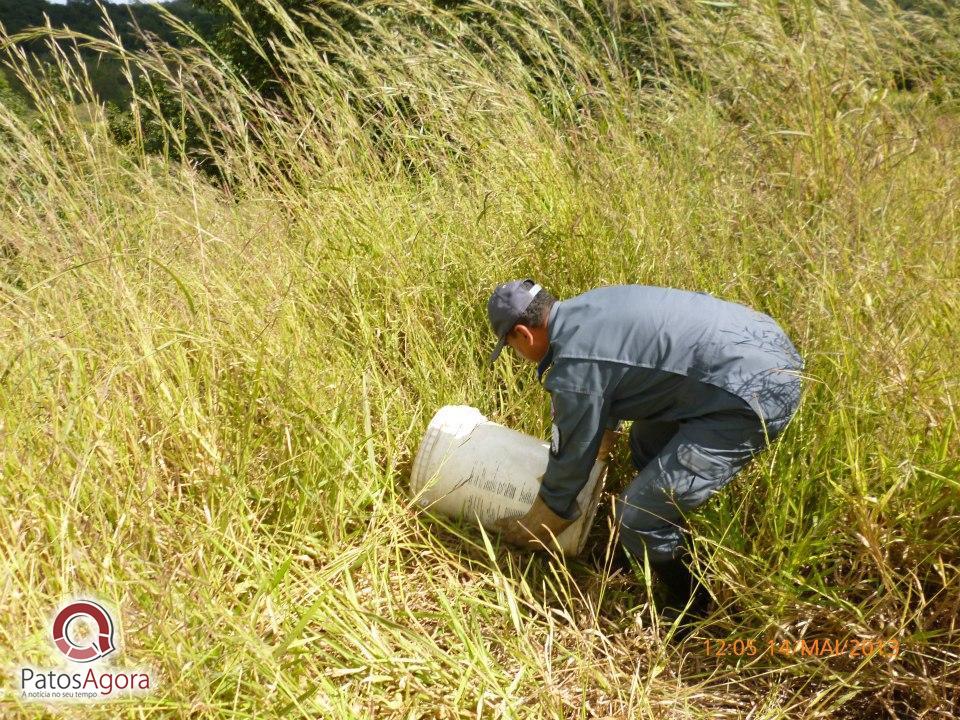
[410,405,606,556]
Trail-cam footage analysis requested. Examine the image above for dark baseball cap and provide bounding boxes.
[487,278,543,363]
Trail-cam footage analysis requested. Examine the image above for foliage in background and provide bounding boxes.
[0,66,27,117]
[0,0,958,717]
[190,0,371,100]
[0,0,224,108]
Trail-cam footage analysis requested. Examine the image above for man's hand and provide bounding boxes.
[492,495,577,551]
[493,431,616,551]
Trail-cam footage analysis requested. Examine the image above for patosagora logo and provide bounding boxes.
[17,598,153,702]
[51,600,115,663]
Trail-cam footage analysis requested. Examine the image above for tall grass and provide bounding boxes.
[0,0,958,716]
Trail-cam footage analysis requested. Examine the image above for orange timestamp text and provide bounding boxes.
[703,637,901,659]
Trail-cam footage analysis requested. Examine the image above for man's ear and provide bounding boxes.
[513,324,535,345]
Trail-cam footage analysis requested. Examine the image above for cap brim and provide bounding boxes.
[489,336,507,364]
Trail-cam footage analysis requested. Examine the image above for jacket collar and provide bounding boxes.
[536,301,561,383]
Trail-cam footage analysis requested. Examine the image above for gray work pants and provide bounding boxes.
[613,395,799,564]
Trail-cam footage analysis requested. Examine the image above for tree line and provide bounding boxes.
[0,0,224,108]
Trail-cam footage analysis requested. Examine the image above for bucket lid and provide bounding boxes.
[410,405,487,493]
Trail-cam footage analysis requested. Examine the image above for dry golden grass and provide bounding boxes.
[0,0,958,717]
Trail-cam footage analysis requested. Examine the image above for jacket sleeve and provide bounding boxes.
[539,387,608,520]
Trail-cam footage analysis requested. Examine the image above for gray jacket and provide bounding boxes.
[536,284,804,518]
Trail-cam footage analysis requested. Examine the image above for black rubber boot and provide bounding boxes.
[604,538,711,637]
[649,554,711,617]
[648,546,712,641]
